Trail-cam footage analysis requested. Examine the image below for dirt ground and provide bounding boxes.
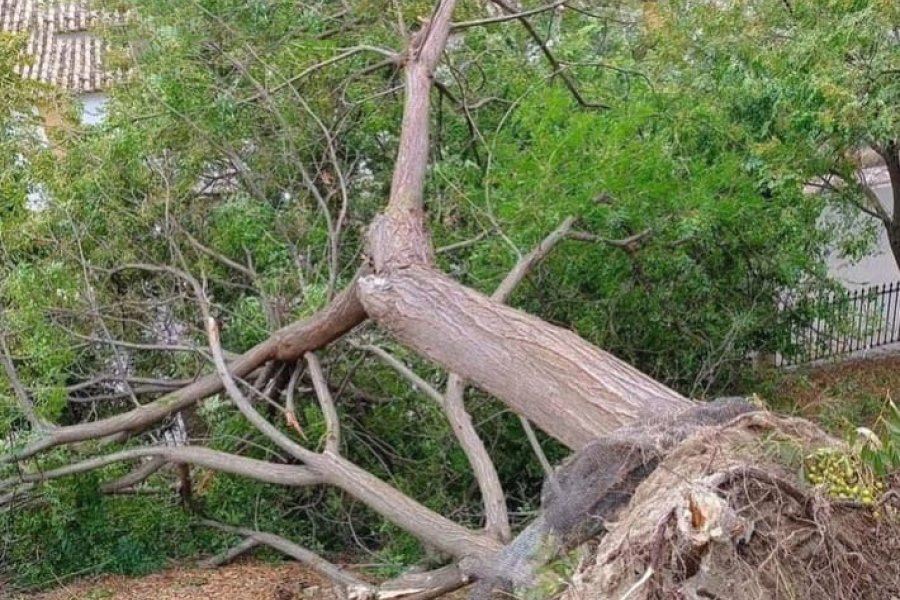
[14,560,336,600]
[772,353,900,429]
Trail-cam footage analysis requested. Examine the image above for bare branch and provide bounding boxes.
[315,451,502,561]
[202,519,375,599]
[0,331,54,432]
[199,537,260,568]
[1,446,323,492]
[567,228,653,253]
[489,0,609,110]
[861,185,892,224]
[378,564,469,600]
[100,457,167,493]
[436,228,494,254]
[179,225,256,279]
[360,344,447,407]
[206,316,318,464]
[452,0,568,30]
[284,361,307,438]
[442,376,510,542]
[493,216,577,302]
[820,171,891,224]
[3,281,365,463]
[205,304,500,561]
[245,45,401,103]
[360,342,510,541]
[305,352,341,454]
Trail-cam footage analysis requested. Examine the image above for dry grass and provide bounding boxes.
[768,354,900,433]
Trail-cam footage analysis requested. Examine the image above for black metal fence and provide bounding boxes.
[778,281,900,367]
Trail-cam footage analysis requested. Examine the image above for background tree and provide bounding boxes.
[650,0,900,266]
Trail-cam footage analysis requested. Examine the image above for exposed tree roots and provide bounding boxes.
[560,412,900,600]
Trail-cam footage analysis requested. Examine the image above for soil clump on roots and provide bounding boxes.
[554,411,900,600]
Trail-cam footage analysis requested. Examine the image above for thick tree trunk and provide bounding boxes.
[358,266,691,449]
[360,0,690,452]
[883,142,900,269]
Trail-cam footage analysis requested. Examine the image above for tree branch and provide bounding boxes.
[489,0,609,110]
[567,227,653,252]
[0,331,54,432]
[100,456,167,493]
[199,537,260,568]
[0,446,322,492]
[492,217,577,302]
[360,344,447,407]
[451,0,568,30]
[284,361,307,438]
[369,0,461,270]
[3,280,365,463]
[202,519,375,599]
[378,564,469,600]
[203,297,501,562]
[305,352,341,454]
[361,343,510,542]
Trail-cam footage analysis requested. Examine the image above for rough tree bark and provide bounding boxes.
[359,267,691,448]
[358,0,689,449]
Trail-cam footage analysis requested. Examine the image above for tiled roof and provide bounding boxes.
[0,0,116,93]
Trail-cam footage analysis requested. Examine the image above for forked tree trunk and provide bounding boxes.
[360,0,690,450]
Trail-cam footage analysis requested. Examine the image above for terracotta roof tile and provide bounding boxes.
[1,0,118,93]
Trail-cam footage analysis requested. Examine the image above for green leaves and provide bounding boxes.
[464,76,829,391]
[861,400,900,477]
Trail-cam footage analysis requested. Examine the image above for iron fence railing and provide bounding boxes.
[778,281,900,367]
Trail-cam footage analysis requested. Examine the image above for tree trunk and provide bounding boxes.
[883,142,900,269]
[358,266,691,449]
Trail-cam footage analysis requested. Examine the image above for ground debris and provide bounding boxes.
[17,560,338,600]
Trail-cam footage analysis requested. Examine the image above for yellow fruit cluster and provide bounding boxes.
[803,447,884,506]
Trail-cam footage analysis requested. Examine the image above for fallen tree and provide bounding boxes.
[2,1,899,599]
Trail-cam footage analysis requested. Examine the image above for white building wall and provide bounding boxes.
[827,184,900,289]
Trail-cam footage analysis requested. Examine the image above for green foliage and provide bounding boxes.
[0,0,872,589]
[650,0,900,256]
[454,82,830,392]
[0,34,45,250]
[5,461,209,588]
[860,400,900,477]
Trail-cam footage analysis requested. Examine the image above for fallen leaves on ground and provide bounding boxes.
[773,354,900,428]
[18,560,336,600]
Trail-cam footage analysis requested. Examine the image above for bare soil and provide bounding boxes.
[772,354,900,428]
[15,560,336,600]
